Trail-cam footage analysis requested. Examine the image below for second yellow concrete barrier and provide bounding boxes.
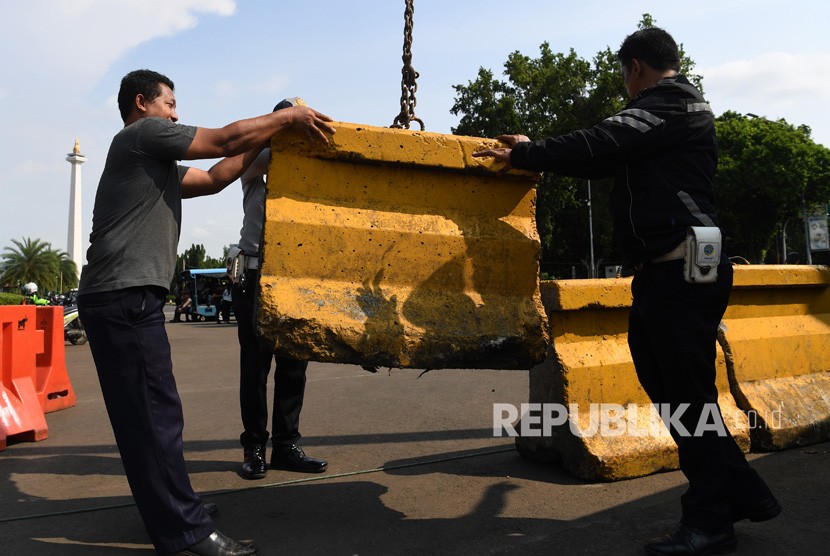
[516,278,749,481]
[720,265,830,450]
[517,265,830,481]
[257,122,549,370]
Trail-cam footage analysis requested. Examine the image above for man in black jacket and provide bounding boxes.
[474,27,780,556]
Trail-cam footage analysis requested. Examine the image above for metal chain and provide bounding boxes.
[391,0,424,130]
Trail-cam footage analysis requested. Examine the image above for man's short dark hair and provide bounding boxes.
[618,27,681,73]
[117,69,175,123]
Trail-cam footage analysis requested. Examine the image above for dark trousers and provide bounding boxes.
[220,299,232,323]
[233,270,307,450]
[629,260,773,532]
[78,287,213,553]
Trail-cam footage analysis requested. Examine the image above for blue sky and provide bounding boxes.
[2,0,829,264]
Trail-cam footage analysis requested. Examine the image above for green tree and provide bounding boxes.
[715,112,830,262]
[176,243,224,272]
[172,243,227,295]
[450,14,700,276]
[54,250,79,291]
[451,44,622,276]
[0,237,77,293]
[178,243,207,272]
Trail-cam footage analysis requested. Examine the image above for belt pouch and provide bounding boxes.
[684,226,721,283]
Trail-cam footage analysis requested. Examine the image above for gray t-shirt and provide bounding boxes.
[78,117,197,294]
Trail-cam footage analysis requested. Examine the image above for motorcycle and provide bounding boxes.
[64,305,88,345]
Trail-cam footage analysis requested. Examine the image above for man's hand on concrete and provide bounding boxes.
[473,134,531,167]
[287,106,336,144]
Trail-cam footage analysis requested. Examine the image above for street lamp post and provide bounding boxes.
[781,219,790,263]
[587,179,596,278]
[802,192,813,265]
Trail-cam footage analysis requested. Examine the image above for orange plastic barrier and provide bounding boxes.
[34,306,77,413]
[1,305,49,451]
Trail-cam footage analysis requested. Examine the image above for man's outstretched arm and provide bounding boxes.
[184,106,335,160]
[180,147,264,199]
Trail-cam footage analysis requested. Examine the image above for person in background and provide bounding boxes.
[220,282,233,324]
[210,285,224,322]
[171,290,193,323]
[232,97,329,481]
[20,282,50,305]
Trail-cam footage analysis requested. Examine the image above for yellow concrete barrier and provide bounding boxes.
[257,122,548,369]
[517,266,830,480]
[516,278,750,481]
[720,265,830,450]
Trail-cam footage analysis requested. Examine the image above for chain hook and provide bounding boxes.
[391,0,425,130]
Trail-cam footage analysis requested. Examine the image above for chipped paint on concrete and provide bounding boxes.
[721,265,830,450]
[257,122,548,369]
[517,278,749,481]
[518,266,830,480]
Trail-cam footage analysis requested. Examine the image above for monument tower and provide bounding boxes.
[66,139,86,279]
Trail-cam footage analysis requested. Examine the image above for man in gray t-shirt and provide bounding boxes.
[77,69,334,556]
[79,117,194,294]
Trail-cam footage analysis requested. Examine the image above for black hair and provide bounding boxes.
[617,27,681,73]
[117,69,175,123]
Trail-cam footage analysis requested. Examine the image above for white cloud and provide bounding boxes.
[701,52,830,146]
[0,1,239,259]
[703,52,830,107]
[189,227,213,240]
[1,0,237,84]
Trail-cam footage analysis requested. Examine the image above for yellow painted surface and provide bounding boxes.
[519,279,749,481]
[723,265,830,450]
[548,277,634,311]
[257,122,548,369]
[731,264,830,288]
[521,265,830,480]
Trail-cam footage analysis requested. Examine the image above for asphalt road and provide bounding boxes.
[1,309,827,555]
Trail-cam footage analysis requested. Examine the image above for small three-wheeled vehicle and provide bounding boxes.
[177,268,228,321]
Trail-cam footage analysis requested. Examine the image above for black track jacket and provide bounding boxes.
[510,75,719,265]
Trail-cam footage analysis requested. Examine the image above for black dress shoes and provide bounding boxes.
[645,523,737,555]
[179,530,258,556]
[732,495,782,523]
[241,445,267,480]
[271,444,328,473]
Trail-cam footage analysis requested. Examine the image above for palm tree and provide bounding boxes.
[1,237,77,293]
[55,250,79,291]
